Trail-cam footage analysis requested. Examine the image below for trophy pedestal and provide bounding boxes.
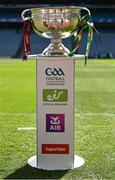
[28,155,84,170]
[27,55,85,170]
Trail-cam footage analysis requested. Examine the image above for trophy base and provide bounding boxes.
[27,54,85,59]
[41,41,70,57]
[28,154,85,170]
[42,52,67,56]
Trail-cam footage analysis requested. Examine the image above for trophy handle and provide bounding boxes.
[81,7,91,15]
[22,9,32,60]
[21,9,32,21]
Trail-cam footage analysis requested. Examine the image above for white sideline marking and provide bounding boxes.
[0,112,115,117]
[75,113,115,117]
[17,127,36,131]
[1,112,114,130]
[0,112,35,116]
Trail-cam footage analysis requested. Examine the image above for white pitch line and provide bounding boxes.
[0,112,115,117]
[75,113,115,117]
[17,127,36,131]
[0,112,35,116]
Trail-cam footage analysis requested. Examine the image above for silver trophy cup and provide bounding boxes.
[22,6,91,56]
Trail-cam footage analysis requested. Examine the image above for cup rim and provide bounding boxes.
[30,6,88,10]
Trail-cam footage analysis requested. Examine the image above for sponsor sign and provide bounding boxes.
[45,68,65,76]
[46,114,65,132]
[42,144,69,154]
[36,58,74,168]
[45,67,65,85]
[43,89,68,102]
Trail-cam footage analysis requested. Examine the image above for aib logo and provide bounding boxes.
[46,114,65,132]
[45,68,65,76]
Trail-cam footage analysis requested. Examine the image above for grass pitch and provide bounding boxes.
[0,59,115,179]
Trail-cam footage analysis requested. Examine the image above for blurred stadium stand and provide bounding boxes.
[0,0,115,58]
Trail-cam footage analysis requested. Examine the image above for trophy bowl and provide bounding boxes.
[22,6,91,56]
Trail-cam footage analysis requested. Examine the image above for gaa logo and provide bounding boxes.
[45,68,65,76]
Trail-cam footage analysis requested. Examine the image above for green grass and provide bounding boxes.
[0,59,115,179]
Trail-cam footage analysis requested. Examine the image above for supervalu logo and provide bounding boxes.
[42,144,69,154]
[43,89,68,102]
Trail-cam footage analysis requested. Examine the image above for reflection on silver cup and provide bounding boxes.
[22,6,93,58]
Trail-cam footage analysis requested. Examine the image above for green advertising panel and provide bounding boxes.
[43,89,68,102]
